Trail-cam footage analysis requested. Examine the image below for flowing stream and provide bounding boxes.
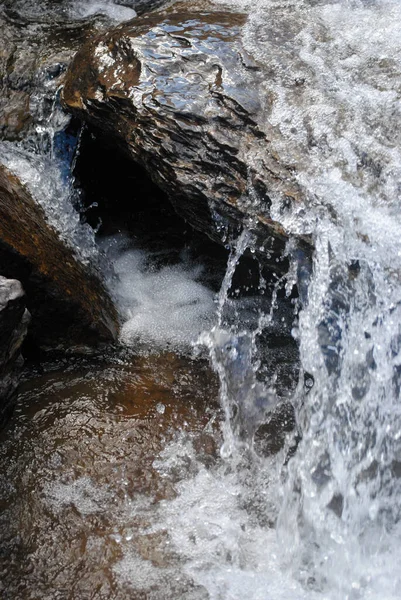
[1,0,401,598]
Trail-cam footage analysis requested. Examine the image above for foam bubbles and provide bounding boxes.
[104,238,216,349]
[3,0,137,23]
[44,476,113,515]
[153,438,316,600]
[69,0,136,22]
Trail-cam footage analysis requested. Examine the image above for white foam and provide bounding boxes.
[104,238,216,349]
[2,0,137,23]
[69,0,136,22]
[113,550,170,591]
[44,476,112,515]
[153,438,316,600]
[150,0,401,597]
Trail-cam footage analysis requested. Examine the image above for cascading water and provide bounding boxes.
[0,103,101,266]
[151,0,401,597]
[277,218,401,599]
[0,0,400,598]
[254,0,401,596]
[2,0,137,23]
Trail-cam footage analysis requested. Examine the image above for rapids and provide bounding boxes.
[1,0,401,598]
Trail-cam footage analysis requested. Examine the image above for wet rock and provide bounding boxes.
[0,276,29,417]
[0,351,220,598]
[62,9,311,271]
[0,164,119,349]
[0,2,142,142]
[0,10,83,140]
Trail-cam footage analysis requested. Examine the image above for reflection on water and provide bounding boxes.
[0,352,220,600]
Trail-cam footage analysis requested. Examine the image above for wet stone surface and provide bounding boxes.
[0,351,220,599]
[0,276,29,416]
[0,0,152,142]
[62,9,311,272]
[0,165,119,349]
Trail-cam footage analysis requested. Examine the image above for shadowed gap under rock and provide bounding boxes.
[72,123,290,297]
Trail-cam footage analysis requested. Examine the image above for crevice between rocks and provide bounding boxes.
[72,123,280,297]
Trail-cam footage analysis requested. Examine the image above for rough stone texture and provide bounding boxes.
[0,276,29,416]
[0,1,147,143]
[0,0,174,142]
[0,164,119,349]
[62,9,311,270]
[0,8,91,141]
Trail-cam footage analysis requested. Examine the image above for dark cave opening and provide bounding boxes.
[72,123,269,296]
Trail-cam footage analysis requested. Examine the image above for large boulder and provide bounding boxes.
[0,276,29,419]
[61,9,311,270]
[0,164,119,350]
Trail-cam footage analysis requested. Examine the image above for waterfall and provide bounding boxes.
[155,196,401,598]
[0,0,400,598]
[158,0,401,596]
[0,104,101,266]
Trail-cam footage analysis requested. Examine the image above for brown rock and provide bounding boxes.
[0,164,119,349]
[62,9,311,270]
[0,5,125,142]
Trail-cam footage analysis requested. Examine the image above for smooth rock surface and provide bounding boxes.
[62,8,311,270]
[0,276,29,416]
[0,164,119,349]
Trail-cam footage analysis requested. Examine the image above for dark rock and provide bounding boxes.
[61,9,311,270]
[0,164,119,350]
[0,12,81,141]
[0,2,139,142]
[0,276,29,418]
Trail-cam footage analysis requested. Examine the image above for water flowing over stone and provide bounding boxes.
[0,8,93,142]
[1,0,401,598]
[0,0,158,144]
[61,8,311,271]
[0,164,119,349]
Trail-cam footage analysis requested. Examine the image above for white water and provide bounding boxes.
[148,0,401,598]
[101,235,216,349]
[4,0,137,23]
[0,138,101,266]
[1,0,400,597]
[68,0,136,21]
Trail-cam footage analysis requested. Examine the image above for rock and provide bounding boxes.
[0,276,29,418]
[61,8,311,270]
[0,8,90,141]
[0,1,144,142]
[0,164,119,350]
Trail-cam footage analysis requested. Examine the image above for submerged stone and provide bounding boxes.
[0,164,119,350]
[61,8,311,271]
[0,351,219,598]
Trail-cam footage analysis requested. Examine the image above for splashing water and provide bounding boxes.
[0,91,102,267]
[101,235,216,349]
[67,0,136,22]
[246,0,401,596]
[155,0,401,597]
[0,140,101,267]
[199,229,289,458]
[0,0,400,597]
[2,0,137,23]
